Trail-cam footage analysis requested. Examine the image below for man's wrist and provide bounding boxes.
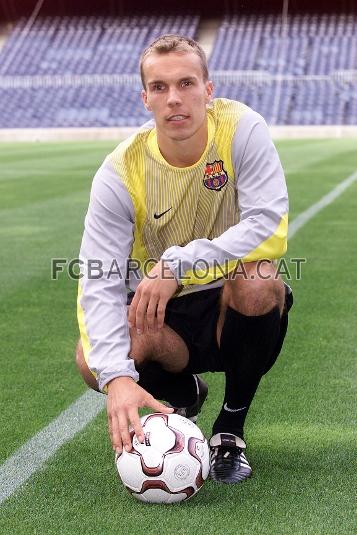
[99,364,140,392]
[107,376,135,390]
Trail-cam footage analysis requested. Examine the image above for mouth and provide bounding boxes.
[166,114,189,123]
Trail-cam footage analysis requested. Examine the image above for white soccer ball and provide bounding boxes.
[115,412,210,504]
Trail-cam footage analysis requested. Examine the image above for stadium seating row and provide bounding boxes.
[1,15,198,76]
[0,13,356,126]
[209,15,357,73]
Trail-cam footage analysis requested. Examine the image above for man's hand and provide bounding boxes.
[128,260,178,334]
[107,376,173,454]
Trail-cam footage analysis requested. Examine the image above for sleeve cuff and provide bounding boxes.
[161,253,183,285]
[98,364,139,394]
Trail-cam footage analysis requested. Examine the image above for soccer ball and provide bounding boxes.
[115,412,210,504]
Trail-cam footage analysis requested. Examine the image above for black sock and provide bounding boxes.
[212,306,281,440]
[138,362,197,407]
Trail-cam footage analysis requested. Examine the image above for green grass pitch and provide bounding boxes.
[0,139,356,534]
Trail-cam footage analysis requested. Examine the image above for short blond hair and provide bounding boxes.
[140,34,209,88]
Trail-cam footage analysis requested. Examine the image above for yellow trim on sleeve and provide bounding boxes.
[181,213,288,286]
[77,282,97,380]
[242,213,288,262]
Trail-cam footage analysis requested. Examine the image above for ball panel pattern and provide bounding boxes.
[116,413,210,504]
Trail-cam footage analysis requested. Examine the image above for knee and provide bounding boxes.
[129,327,189,373]
[224,261,284,315]
[75,339,90,373]
[129,328,152,368]
[75,338,99,392]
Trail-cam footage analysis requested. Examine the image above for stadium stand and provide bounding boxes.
[1,15,199,75]
[0,13,356,127]
[0,15,198,127]
[210,14,357,125]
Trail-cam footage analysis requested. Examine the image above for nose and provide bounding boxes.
[167,86,182,107]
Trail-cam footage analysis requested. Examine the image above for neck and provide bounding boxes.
[157,119,208,168]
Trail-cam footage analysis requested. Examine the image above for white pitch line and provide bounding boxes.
[288,170,357,239]
[1,169,357,505]
[0,390,105,504]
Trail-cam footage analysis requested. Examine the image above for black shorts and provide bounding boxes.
[127,284,293,375]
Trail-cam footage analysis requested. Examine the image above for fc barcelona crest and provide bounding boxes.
[203,160,228,191]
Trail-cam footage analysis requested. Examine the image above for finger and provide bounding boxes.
[109,413,123,454]
[156,297,168,330]
[118,412,132,452]
[128,291,141,329]
[143,315,150,334]
[147,395,174,414]
[146,295,159,332]
[108,419,113,442]
[128,407,144,443]
[135,294,149,335]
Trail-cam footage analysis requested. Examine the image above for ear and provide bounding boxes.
[205,81,214,104]
[141,89,152,111]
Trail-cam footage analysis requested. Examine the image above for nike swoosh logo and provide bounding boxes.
[154,207,172,219]
[223,403,247,413]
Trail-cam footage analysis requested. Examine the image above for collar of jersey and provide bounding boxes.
[147,111,215,170]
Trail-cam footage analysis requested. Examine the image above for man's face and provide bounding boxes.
[141,51,213,143]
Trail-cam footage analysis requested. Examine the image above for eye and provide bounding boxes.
[181,80,193,87]
[152,83,165,91]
